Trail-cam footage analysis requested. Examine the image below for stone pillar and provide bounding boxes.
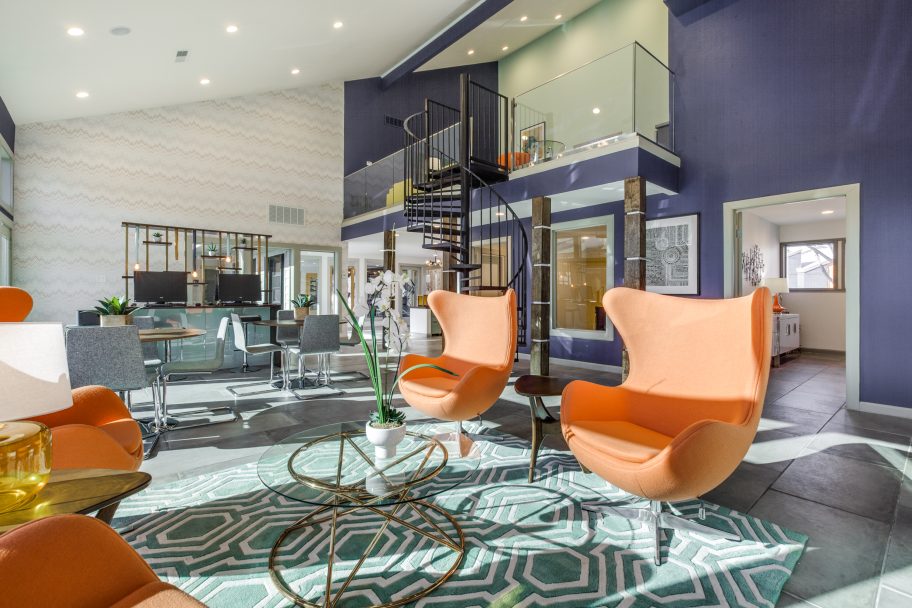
[531,196,551,376]
[622,177,647,379]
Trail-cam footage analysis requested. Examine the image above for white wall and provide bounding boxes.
[779,220,847,352]
[13,84,343,322]
[499,0,668,99]
[740,211,780,295]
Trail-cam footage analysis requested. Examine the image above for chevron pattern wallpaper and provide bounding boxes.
[13,83,343,322]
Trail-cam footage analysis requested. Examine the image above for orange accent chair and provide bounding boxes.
[1,287,144,472]
[30,385,145,471]
[0,514,206,607]
[399,289,517,430]
[0,286,33,321]
[561,287,772,565]
[496,151,531,170]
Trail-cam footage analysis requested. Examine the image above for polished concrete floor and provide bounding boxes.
[132,343,911,608]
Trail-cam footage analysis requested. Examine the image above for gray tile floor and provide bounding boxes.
[133,345,911,608]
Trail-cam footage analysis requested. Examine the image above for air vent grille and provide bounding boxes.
[269,204,306,225]
[385,115,403,128]
[175,50,189,63]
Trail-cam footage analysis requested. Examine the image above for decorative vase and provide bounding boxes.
[0,421,52,513]
[100,314,130,327]
[294,307,310,320]
[365,421,407,460]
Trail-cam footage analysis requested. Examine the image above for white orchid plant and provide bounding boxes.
[337,270,455,428]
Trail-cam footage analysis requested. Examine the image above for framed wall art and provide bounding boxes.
[645,213,700,295]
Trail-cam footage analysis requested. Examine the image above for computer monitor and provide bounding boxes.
[218,273,261,303]
[133,271,188,304]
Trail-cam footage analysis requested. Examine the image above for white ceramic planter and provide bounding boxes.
[294,307,310,321]
[365,421,406,460]
[100,315,131,327]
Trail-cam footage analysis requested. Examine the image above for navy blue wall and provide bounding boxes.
[668,0,912,407]
[0,95,14,152]
[344,63,498,175]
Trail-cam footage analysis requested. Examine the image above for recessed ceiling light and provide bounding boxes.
[821,209,835,215]
[67,26,84,37]
[496,211,506,217]
[291,68,300,75]
[502,45,509,51]
[467,49,475,55]
[555,14,562,20]
[226,24,239,33]
[592,107,601,114]
[581,235,591,240]
[75,91,89,99]
[520,15,528,22]
[199,78,210,85]
[333,21,344,29]
[110,26,131,36]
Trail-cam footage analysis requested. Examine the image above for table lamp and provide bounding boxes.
[0,323,73,512]
[762,277,790,314]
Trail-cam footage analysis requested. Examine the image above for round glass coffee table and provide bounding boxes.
[257,421,480,607]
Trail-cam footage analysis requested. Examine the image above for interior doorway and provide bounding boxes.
[723,184,859,410]
[268,254,284,305]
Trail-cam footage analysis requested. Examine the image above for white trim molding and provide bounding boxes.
[722,183,860,410]
[858,401,912,420]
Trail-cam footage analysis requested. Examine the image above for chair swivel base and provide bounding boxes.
[582,499,740,566]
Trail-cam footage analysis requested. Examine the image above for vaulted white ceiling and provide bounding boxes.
[0,0,477,124]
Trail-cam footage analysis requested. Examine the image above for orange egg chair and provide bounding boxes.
[1,287,143,474]
[0,514,206,607]
[399,289,517,433]
[0,286,33,321]
[561,287,772,565]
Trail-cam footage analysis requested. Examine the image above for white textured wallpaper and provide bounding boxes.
[13,83,343,322]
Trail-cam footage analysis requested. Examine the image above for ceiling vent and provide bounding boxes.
[175,50,190,63]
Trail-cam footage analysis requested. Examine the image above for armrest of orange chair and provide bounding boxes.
[31,385,133,428]
[0,515,199,607]
[560,380,632,424]
[49,423,142,471]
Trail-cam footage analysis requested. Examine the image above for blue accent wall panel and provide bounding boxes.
[0,95,14,152]
[669,0,912,407]
[344,63,498,175]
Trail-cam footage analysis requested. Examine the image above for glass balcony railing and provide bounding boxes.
[513,42,674,169]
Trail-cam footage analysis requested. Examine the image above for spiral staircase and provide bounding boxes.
[402,75,528,346]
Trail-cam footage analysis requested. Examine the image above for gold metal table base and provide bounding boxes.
[269,497,465,608]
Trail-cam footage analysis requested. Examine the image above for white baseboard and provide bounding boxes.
[853,401,912,420]
[516,352,622,374]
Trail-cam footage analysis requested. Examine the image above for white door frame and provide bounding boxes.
[722,184,860,411]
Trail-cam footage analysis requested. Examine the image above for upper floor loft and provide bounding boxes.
[343,42,677,221]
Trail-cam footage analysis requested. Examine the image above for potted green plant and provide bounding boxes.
[93,296,139,327]
[337,271,456,460]
[206,243,218,256]
[290,294,315,320]
[151,231,163,243]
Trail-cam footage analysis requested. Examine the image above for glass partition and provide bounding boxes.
[514,42,673,169]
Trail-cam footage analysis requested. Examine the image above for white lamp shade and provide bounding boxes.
[0,323,73,419]
[762,277,790,294]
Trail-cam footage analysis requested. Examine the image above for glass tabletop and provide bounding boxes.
[257,421,480,507]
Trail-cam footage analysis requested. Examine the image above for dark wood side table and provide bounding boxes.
[514,375,575,482]
[0,468,151,532]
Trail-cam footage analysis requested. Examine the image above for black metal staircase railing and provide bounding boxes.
[403,76,528,346]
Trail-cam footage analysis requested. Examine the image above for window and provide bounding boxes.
[552,218,614,336]
[0,223,10,286]
[780,239,845,291]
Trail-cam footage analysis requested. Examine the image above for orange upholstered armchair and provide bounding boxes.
[0,286,33,321]
[0,514,205,607]
[399,289,517,430]
[29,385,144,471]
[2,286,144,471]
[562,287,772,565]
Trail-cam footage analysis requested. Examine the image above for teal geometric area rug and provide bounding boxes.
[115,434,806,607]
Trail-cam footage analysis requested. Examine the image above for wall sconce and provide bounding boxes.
[133,262,140,271]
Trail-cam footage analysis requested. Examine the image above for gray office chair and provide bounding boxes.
[293,314,344,400]
[65,325,162,453]
[338,314,371,381]
[132,316,163,370]
[226,313,283,397]
[158,316,239,429]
